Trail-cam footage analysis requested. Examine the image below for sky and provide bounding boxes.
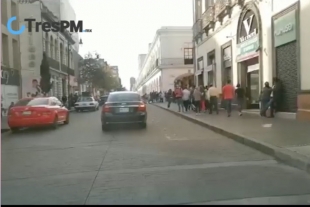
[69,0,193,89]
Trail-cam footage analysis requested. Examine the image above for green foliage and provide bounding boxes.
[40,52,52,94]
[79,52,120,90]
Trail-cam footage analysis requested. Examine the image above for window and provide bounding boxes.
[12,39,19,69]
[1,0,8,25]
[184,48,193,64]
[78,97,94,102]
[2,34,9,66]
[108,93,141,102]
[14,98,49,106]
[197,58,204,71]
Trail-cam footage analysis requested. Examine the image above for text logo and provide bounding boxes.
[7,16,92,35]
[239,14,257,43]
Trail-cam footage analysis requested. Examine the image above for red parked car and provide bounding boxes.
[7,97,69,132]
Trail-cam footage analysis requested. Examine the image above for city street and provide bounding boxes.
[2,105,310,205]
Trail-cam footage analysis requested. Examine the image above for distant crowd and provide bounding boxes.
[141,77,283,118]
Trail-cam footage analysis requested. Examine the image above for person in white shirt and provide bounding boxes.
[207,84,220,114]
[182,86,191,112]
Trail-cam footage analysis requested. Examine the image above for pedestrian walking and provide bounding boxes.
[174,85,183,112]
[235,83,245,116]
[222,80,235,117]
[193,86,201,115]
[259,82,272,117]
[182,86,190,112]
[268,77,283,118]
[167,89,173,108]
[207,84,220,114]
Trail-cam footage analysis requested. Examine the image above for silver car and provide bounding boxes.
[74,97,99,112]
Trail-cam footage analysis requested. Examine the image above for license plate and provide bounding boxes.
[83,104,87,106]
[119,108,129,113]
[23,111,31,115]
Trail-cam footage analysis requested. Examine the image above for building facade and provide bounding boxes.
[136,27,194,95]
[193,0,310,120]
[18,1,76,99]
[130,77,136,91]
[1,0,21,115]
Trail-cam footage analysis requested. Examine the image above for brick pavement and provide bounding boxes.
[154,102,310,173]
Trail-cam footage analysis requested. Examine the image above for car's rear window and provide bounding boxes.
[108,93,141,102]
[78,97,94,102]
[14,98,49,106]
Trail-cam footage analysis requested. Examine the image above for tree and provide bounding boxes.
[40,52,52,95]
[79,52,120,91]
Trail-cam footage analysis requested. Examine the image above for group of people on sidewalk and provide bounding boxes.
[161,77,282,118]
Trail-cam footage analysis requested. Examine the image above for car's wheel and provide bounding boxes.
[102,124,109,131]
[52,116,59,129]
[140,122,147,129]
[64,113,69,125]
[10,127,19,133]
[75,109,79,112]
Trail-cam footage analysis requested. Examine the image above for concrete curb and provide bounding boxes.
[153,104,310,174]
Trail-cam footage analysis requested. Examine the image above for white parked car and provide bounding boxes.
[74,96,99,112]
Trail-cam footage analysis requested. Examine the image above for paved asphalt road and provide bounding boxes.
[2,105,310,205]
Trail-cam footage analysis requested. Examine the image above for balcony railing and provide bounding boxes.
[202,6,215,31]
[193,19,203,39]
[61,64,74,75]
[214,0,235,23]
[47,57,59,70]
[159,58,193,66]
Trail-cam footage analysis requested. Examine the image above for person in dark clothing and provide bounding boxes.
[259,82,272,117]
[269,77,283,117]
[62,95,68,106]
[167,89,173,108]
[235,83,245,116]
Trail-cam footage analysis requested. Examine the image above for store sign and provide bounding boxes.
[274,10,296,47]
[236,36,259,62]
[239,14,257,43]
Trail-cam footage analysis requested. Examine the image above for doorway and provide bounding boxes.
[240,57,260,109]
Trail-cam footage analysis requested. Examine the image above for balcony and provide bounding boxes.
[193,19,203,41]
[214,0,235,24]
[47,57,60,70]
[159,58,193,66]
[61,64,74,76]
[202,6,215,36]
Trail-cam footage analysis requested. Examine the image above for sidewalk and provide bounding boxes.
[154,102,310,173]
[1,108,76,133]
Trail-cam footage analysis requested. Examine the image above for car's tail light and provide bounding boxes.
[138,103,146,112]
[103,105,111,113]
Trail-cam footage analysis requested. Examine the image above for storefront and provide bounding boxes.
[272,4,299,113]
[236,2,262,109]
[1,67,20,116]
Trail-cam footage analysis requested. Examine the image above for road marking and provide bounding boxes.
[262,123,272,128]
[165,135,188,141]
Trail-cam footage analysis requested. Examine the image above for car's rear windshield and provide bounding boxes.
[108,93,141,102]
[14,98,49,106]
[78,97,94,102]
